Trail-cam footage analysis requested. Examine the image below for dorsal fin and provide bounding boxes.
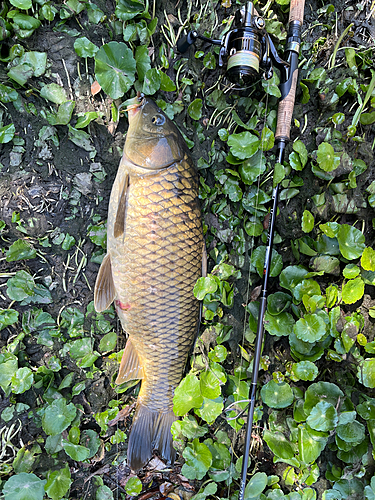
[94,253,116,312]
[114,174,129,238]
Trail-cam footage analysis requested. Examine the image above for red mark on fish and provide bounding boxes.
[116,300,132,311]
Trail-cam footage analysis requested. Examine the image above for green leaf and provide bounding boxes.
[173,373,203,415]
[303,382,343,416]
[263,430,295,460]
[195,396,223,424]
[264,311,295,337]
[95,42,136,99]
[360,111,375,125]
[6,239,36,261]
[244,472,268,499]
[42,398,77,436]
[182,438,212,480]
[238,151,266,185]
[125,477,142,496]
[99,331,117,353]
[228,132,260,160]
[115,0,145,21]
[10,0,32,9]
[357,358,375,388]
[341,277,364,304]
[336,419,365,444]
[316,142,340,172]
[142,67,161,95]
[135,45,151,82]
[291,361,318,382]
[96,485,114,500]
[0,84,19,103]
[11,367,33,394]
[75,111,98,129]
[3,473,47,500]
[20,51,47,77]
[251,246,283,277]
[361,247,375,271]
[260,126,274,151]
[342,264,360,279]
[47,101,75,126]
[203,52,216,69]
[45,465,71,500]
[267,292,291,315]
[40,83,68,104]
[194,276,218,300]
[302,210,314,233]
[74,37,99,58]
[68,126,94,151]
[293,314,326,343]
[8,64,34,85]
[188,98,203,120]
[337,224,365,260]
[0,308,19,331]
[306,402,338,432]
[0,123,15,143]
[0,356,18,392]
[298,424,328,465]
[7,270,35,301]
[279,265,308,292]
[62,440,90,461]
[261,379,294,409]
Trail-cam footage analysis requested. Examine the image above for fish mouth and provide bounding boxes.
[126,92,145,118]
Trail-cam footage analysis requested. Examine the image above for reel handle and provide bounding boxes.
[177,31,198,53]
[275,0,305,143]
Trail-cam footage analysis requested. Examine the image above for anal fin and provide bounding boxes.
[114,174,129,239]
[94,253,115,312]
[115,338,143,384]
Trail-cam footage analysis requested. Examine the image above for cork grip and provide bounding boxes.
[289,0,305,23]
[275,69,298,141]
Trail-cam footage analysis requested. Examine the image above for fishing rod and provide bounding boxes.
[239,0,305,498]
[177,0,305,494]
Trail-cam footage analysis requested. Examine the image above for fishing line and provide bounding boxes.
[226,79,270,500]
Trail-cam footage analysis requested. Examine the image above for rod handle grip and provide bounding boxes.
[275,68,298,142]
[289,0,305,23]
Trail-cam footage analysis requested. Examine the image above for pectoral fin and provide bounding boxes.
[94,253,115,312]
[114,174,129,238]
[116,338,143,384]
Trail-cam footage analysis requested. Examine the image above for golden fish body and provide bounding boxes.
[94,96,204,471]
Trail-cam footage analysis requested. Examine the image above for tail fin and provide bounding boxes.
[127,404,177,472]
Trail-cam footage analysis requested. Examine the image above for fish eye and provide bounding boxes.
[151,114,165,126]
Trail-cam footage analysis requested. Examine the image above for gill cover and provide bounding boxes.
[125,97,188,170]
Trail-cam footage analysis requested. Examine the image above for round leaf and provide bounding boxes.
[251,246,283,277]
[337,224,365,260]
[3,473,46,500]
[6,239,36,262]
[195,397,223,424]
[263,430,295,460]
[42,398,77,436]
[0,123,16,143]
[244,472,267,499]
[40,83,67,104]
[316,142,340,172]
[94,42,136,99]
[182,438,212,480]
[188,98,203,120]
[361,247,375,271]
[142,68,161,95]
[298,424,328,465]
[303,382,343,415]
[11,367,33,394]
[306,401,338,431]
[44,465,71,500]
[62,440,90,461]
[125,477,142,496]
[291,361,318,381]
[336,420,365,444]
[267,292,292,315]
[264,311,295,337]
[173,373,203,415]
[302,210,314,233]
[74,37,99,58]
[261,379,294,409]
[293,314,326,343]
[193,276,218,300]
[279,265,308,292]
[228,131,260,160]
[357,358,375,388]
[342,277,364,305]
[0,308,19,331]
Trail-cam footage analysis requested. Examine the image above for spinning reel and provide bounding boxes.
[177,1,289,88]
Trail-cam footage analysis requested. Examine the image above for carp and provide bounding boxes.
[94,95,204,471]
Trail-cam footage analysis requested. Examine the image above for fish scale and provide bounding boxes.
[94,97,203,471]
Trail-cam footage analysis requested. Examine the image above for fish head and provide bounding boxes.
[125,95,188,170]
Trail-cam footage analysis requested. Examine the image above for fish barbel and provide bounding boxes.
[94,95,204,471]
